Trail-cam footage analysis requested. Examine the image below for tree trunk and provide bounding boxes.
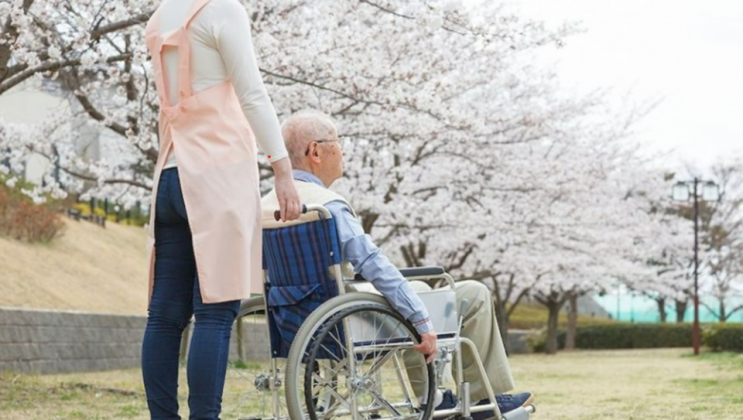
[719,300,726,323]
[545,301,562,355]
[656,297,667,323]
[361,212,379,235]
[493,298,510,354]
[675,299,688,323]
[564,294,578,351]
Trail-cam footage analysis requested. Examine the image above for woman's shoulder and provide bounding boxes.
[204,0,248,17]
[192,0,249,33]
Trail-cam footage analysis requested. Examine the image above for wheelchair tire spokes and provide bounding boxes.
[285,294,436,420]
[303,300,435,420]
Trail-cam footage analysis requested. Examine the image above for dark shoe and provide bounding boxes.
[472,392,534,420]
[436,389,458,410]
[420,388,458,413]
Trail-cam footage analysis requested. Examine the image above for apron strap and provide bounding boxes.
[145,11,171,108]
[175,0,214,100]
[184,0,215,29]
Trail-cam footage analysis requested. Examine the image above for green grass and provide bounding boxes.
[0,373,149,420]
[678,351,743,389]
[519,348,743,419]
[2,349,742,419]
[667,351,743,417]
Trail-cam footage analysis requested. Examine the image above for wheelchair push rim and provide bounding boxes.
[285,293,436,420]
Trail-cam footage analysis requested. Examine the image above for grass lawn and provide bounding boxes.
[519,349,743,419]
[1,348,741,419]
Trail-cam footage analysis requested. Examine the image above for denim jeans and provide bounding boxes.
[142,168,240,420]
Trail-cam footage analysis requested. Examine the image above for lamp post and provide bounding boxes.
[672,178,720,355]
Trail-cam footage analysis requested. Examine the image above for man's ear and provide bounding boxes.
[309,146,321,163]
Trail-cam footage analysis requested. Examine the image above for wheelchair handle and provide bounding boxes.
[273,204,309,221]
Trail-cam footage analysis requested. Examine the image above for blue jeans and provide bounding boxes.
[142,168,240,420]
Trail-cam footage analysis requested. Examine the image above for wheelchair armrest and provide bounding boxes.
[399,266,445,278]
[353,266,445,281]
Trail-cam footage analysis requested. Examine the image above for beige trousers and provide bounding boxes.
[405,280,515,401]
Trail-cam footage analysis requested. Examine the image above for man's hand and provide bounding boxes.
[413,331,438,364]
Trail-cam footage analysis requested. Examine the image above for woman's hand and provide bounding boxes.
[271,157,301,221]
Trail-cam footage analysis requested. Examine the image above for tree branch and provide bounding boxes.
[60,166,150,190]
[445,243,475,273]
[0,53,131,95]
[89,12,153,41]
[359,0,415,20]
[17,143,150,190]
[723,304,743,321]
[699,300,720,320]
[72,89,158,163]
[0,0,36,82]
[2,9,151,90]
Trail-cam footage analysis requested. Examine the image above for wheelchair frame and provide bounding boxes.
[227,204,534,420]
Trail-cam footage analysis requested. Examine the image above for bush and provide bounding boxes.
[525,329,547,353]
[525,328,568,353]
[547,323,694,351]
[72,202,93,216]
[704,324,743,352]
[0,179,64,243]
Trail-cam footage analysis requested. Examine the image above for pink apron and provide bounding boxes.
[144,0,262,303]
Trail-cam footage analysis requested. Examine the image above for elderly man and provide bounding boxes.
[261,110,534,419]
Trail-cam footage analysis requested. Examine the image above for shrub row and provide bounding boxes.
[704,324,743,352]
[541,323,743,352]
[72,202,148,227]
[551,323,693,350]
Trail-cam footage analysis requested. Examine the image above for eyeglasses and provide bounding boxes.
[304,137,344,156]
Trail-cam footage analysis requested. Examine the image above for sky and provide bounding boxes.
[466,0,743,173]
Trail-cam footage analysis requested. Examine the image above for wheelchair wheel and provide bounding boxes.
[221,296,290,420]
[285,292,436,420]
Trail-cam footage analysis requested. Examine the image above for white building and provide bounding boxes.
[0,79,109,185]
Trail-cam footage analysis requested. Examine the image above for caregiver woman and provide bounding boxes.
[142,0,301,418]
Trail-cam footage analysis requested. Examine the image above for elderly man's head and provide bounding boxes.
[281,110,344,187]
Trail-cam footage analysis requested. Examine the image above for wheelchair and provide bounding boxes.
[221,204,536,420]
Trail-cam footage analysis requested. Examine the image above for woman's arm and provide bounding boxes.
[214,0,287,163]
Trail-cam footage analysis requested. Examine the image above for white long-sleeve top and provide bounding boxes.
[157,0,287,167]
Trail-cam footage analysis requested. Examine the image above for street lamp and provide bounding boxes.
[672,178,720,355]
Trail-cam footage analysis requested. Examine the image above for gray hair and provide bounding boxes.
[281,110,337,168]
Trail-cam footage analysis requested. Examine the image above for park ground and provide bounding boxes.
[1,348,741,419]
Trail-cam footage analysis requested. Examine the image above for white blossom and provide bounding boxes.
[0,0,701,312]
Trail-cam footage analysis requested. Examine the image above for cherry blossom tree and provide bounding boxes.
[1,0,705,353]
[634,199,694,323]
[1,0,157,206]
[702,158,743,322]
[1,0,573,204]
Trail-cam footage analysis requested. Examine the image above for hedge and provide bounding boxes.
[554,323,693,350]
[704,324,743,352]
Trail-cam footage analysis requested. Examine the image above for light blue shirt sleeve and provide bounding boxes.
[325,200,434,334]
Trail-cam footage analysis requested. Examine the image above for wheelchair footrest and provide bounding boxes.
[501,404,535,420]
